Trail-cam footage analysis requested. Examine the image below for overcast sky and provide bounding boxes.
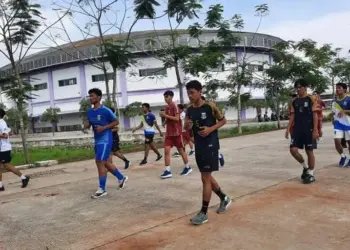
[1,0,350,66]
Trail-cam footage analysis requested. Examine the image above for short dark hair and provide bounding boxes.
[186,80,202,91]
[88,88,102,97]
[109,107,115,113]
[163,90,174,97]
[178,104,185,110]
[294,78,308,88]
[0,109,5,119]
[142,103,150,110]
[201,96,206,100]
[336,82,347,90]
[291,94,297,98]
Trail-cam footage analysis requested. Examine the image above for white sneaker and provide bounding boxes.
[91,188,107,199]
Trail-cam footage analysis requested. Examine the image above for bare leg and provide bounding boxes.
[164,146,172,167]
[3,163,22,177]
[144,144,150,160]
[290,147,305,164]
[114,151,128,162]
[149,143,161,156]
[334,138,344,155]
[305,150,315,170]
[178,147,189,165]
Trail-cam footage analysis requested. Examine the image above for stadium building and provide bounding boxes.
[0,30,283,132]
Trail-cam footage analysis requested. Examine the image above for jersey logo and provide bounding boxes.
[304,102,308,107]
[201,112,207,120]
[345,101,347,106]
[97,115,101,121]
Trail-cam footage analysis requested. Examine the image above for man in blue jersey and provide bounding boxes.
[332,83,350,167]
[85,88,128,199]
[132,103,163,165]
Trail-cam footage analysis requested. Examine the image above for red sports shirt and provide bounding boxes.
[316,99,326,120]
[165,102,181,137]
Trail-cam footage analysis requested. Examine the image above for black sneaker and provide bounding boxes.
[140,159,147,165]
[188,150,195,156]
[301,168,308,180]
[172,152,180,158]
[124,160,130,170]
[21,176,30,188]
[119,176,128,189]
[0,186,4,191]
[303,174,315,184]
[156,154,163,161]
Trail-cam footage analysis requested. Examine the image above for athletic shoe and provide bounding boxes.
[339,157,348,167]
[21,176,30,188]
[91,188,107,199]
[160,170,172,179]
[0,186,4,192]
[219,154,225,167]
[301,168,308,180]
[216,196,232,214]
[188,150,195,156]
[119,176,128,189]
[140,159,147,165]
[180,167,192,176]
[190,212,208,225]
[156,154,163,161]
[124,160,130,170]
[303,174,315,184]
[172,152,180,158]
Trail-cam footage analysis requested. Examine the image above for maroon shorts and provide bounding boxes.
[164,135,184,149]
[182,131,191,143]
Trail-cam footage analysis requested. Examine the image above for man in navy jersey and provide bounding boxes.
[185,80,231,225]
[286,79,318,184]
[85,88,128,198]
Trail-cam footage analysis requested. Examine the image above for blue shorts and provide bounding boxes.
[94,143,112,161]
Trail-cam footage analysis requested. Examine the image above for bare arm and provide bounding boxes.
[102,120,118,131]
[313,112,318,131]
[154,120,163,134]
[165,113,180,121]
[0,133,9,139]
[84,120,91,129]
[111,120,120,132]
[210,118,227,131]
[132,122,143,132]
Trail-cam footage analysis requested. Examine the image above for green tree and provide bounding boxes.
[41,107,61,135]
[123,101,142,127]
[79,98,91,131]
[0,0,66,163]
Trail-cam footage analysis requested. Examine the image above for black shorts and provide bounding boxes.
[195,146,219,173]
[145,134,154,144]
[290,129,317,151]
[0,151,12,164]
[112,134,120,152]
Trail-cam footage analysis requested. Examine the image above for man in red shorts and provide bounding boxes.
[159,90,192,179]
[313,91,326,142]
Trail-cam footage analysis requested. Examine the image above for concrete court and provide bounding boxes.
[0,124,349,250]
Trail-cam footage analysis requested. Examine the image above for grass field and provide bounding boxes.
[11,123,279,166]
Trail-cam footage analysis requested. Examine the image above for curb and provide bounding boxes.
[16,160,59,170]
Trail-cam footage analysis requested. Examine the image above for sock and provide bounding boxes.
[341,153,346,158]
[20,175,26,180]
[185,163,190,169]
[214,188,227,201]
[201,200,210,214]
[301,162,308,169]
[112,169,124,181]
[99,176,107,191]
[307,169,314,176]
[123,158,129,163]
[219,154,222,159]
[0,181,3,188]
[165,166,171,172]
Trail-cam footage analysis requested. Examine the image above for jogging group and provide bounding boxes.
[0,78,348,226]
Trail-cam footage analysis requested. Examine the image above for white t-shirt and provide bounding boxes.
[180,111,186,132]
[0,119,12,152]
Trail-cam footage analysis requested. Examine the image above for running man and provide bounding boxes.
[109,107,130,170]
[85,88,128,198]
[132,103,163,165]
[332,83,350,167]
[313,91,326,142]
[159,90,192,178]
[173,104,195,157]
[285,79,318,184]
[185,80,231,225]
[0,109,30,191]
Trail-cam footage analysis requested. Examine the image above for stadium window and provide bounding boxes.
[91,73,114,82]
[58,78,77,87]
[34,83,48,90]
[139,67,167,77]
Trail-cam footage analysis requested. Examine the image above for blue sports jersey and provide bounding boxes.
[332,96,350,131]
[141,112,156,135]
[87,105,116,145]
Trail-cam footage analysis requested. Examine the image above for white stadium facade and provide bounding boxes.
[0,30,283,133]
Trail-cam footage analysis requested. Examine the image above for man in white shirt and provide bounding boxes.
[0,109,30,191]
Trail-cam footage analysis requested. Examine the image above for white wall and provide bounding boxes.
[30,72,50,103]
[54,101,80,113]
[126,57,177,91]
[52,66,81,100]
[32,105,48,116]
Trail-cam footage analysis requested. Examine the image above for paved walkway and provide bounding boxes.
[0,124,349,250]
